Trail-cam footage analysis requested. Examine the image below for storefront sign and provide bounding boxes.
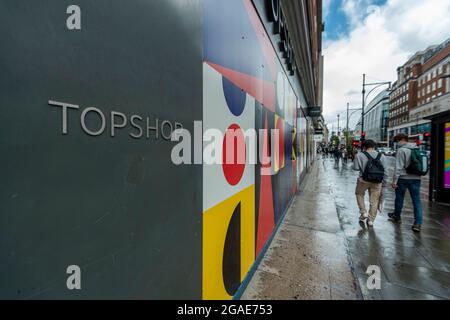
[49,100,182,140]
[265,0,297,75]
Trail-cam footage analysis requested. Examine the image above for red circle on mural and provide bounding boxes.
[222,124,246,186]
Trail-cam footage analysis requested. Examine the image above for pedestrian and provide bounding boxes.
[350,148,356,162]
[353,139,388,227]
[334,147,342,166]
[388,133,425,232]
[342,147,348,164]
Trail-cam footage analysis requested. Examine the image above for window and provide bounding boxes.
[432,70,436,78]
[427,85,431,94]
[439,66,443,74]
[432,82,436,91]
[422,88,425,96]
[438,79,443,88]
[418,91,421,98]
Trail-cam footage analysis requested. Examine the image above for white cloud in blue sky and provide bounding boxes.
[323,0,450,132]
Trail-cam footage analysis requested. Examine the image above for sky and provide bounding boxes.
[322,0,450,132]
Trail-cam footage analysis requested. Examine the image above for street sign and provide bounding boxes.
[307,107,322,117]
[314,134,324,142]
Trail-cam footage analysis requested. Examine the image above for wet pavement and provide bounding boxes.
[242,156,450,300]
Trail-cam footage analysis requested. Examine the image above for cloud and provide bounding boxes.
[341,0,380,28]
[323,0,332,19]
[323,0,450,131]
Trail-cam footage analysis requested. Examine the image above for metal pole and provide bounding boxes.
[346,103,349,147]
[337,114,340,137]
[361,74,366,143]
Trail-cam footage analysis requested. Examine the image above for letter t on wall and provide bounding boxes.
[49,100,80,134]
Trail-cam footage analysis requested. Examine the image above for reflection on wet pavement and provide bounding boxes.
[326,155,450,300]
[243,156,450,300]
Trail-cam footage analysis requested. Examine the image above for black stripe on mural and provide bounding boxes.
[223,202,241,296]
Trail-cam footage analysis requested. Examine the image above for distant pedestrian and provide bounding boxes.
[388,133,426,232]
[334,147,342,166]
[342,147,348,164]
[350,148,356,162]
[353,140,388,227]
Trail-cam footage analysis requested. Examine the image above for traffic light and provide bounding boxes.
[360,131,366,142]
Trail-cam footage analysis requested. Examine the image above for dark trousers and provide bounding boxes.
[393,179,423,225]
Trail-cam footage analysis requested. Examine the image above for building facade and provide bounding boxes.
[388,38,450,148]
[0,0,323,299]
[363,90,390,145]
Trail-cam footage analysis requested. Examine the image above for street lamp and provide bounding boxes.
[361,74,391,141]
[346,102,362,147]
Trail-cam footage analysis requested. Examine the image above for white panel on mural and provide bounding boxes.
[203,63,256,211]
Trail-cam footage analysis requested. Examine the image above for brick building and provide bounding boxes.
[388,38,450,148]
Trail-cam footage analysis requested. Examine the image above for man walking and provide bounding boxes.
[334,147,342,166]
[353,140,388,227]
[388,133,424,232]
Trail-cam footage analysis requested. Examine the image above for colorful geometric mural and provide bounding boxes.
[203,0,306,299]
[445,123,450,189]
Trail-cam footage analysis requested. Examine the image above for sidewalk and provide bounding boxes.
[242,156,450,300]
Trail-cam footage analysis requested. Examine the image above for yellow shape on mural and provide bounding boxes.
[292,127,297,161]
[274,115,286,173]
[202,185,255,300]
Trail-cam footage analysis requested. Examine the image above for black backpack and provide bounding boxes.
[362,152,384,183]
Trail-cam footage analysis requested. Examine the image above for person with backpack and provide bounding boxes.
[353,140,388,227]
[388,133,428,232]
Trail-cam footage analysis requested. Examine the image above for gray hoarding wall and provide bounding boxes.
[0,0,202,299]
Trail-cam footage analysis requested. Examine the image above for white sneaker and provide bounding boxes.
[359,215,368,222]
[367,220,374,227]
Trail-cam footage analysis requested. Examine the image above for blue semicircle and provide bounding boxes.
[222,76,246,117]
